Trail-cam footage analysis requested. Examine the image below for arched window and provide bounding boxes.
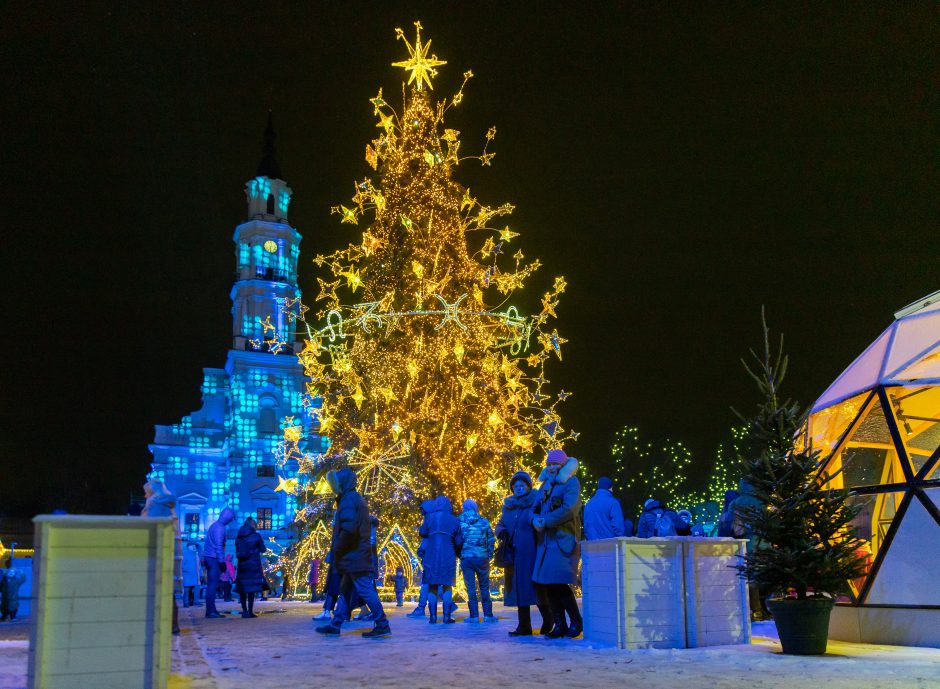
[266,193,275,215]
[259,397,279,434]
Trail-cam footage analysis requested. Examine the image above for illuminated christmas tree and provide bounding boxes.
[275,23,573,578]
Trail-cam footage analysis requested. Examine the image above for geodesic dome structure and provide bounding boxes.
[800,290,939,611]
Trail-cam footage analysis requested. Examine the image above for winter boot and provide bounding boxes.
[537,603,554,635]
[428,604,438,624]
[566,620,583,638]
[315,623,341,635]
[406,606,426,618]
[509,606,533,636]
[362,619,391,638]
[483,615,499,623]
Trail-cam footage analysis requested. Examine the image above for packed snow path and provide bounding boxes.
[2,601,939,688]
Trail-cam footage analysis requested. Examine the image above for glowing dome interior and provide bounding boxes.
[800,290,940,605]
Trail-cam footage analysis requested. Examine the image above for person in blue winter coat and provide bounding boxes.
[315,467,390,638]
[458,499,496,623]
[235,517,266,618]
[203,507,236,618]
[419,495,463,624]
[407,498,437,618]
[636,499,682,538]
[181,543,201,607]
[496,471,554,636]
[583,476,626,540]
[532,449,583,639]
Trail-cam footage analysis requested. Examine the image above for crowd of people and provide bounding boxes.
[136,446,757,640]
[311,448,585,639]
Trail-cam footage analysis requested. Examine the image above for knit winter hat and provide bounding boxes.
[677,509,692,521]
[598,476,613,490]
[463,499,478,512]
[546,449,568,466]
[643,498,657,510]
[510,471,532,489]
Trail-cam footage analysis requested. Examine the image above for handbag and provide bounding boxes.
[494,511,522,569]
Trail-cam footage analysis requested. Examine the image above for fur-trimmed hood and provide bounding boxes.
[537,457,579,486]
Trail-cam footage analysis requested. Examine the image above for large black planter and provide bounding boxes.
[766,597,834,655]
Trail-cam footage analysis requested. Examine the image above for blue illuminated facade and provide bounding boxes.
[149,115,321,549]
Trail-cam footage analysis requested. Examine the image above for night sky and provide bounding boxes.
[2,4,937,517]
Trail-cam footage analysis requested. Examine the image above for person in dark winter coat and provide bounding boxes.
[458,498,496,623]
[419,495,463,624]
[315,467,390,638]
[407,498,437,618]
[532,449,583,639]
[636,499,682,538]
[676,510,704,536]
[583,476,626,540]
[496,471,554,636]
[235,517,266,618]
[392,567,407,607]
[717,489,740,537]
[0,561,26,621]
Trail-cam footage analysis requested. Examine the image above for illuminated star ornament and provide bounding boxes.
[392,21,447,91]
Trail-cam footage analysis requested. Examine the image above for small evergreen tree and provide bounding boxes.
[735,312,867,600]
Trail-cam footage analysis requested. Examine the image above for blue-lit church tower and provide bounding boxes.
[149,115,321,550]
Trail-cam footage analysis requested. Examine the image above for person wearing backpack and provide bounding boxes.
[636,498,682,538]
[496,471,554,636]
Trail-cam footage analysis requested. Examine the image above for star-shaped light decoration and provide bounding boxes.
[350,385,366,410]
[340,267,363,292]
[392,21,447,91]
[457,373,478,400]
[348,441,412,495]
[275,476,299,494]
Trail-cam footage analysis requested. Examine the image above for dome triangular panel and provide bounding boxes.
[883,312,940,380]
[813,328,894,411]
[864,494,940,606]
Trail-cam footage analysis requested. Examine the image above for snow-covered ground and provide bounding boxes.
[2,601,939,688]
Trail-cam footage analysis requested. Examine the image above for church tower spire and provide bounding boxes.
[233,113,302,351]
[256,110,282,181]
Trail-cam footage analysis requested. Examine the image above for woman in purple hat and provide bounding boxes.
[531,449,583,639]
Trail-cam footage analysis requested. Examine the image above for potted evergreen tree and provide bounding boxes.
[733,315,868,655]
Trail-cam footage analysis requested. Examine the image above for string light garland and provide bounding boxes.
[276,23,573,571]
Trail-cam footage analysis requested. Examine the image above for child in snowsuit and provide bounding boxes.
[392,567,407,607]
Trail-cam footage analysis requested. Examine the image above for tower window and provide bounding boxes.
[266,193,275,215]
[259,397,279,434]
[256,465,276,478]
